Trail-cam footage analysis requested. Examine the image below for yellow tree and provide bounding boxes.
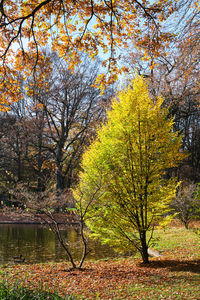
[0,0,177,110]
[74,75,186,264]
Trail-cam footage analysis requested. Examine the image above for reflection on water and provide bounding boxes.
[0,224,117,264]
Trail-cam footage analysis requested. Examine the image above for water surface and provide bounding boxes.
[0,224,117,264]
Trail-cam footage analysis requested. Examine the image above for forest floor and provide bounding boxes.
[0,221,199,299]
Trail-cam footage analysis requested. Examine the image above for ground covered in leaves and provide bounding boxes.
[1,223,200,299]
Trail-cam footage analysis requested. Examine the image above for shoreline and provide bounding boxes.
[0,212,78,225]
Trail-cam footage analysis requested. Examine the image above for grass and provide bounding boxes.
[0,282,76,299]
[151,224,200,259]
[123,273,200,299]
[0,221,199,299]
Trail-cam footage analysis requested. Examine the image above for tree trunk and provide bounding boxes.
[56,158,65,212]
[56,166,65,191]
[183,220,189,229]
[140,231,149,264]
[54,222,77,269]
[56,142,65,192]
[37,131,45,192]
[79,220,87,269]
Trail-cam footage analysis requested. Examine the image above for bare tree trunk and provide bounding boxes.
[183,220,189,229]
[140,231,149,264]
[78,219,88,268]
[56,231,77,269]
[42,213,77,269]
[56,168,65,192]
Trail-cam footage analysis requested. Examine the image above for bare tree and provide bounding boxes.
[1,53,108,204]
[25,53,104,194]
[171,183,200,229]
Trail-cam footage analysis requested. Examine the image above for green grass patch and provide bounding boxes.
[150,226,200,258]
[0,282,77,300]
[122,273,200,300]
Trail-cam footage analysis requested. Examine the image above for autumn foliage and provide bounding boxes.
[0,0,178,110]
[74,75,186,264]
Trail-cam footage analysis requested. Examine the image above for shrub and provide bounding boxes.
[171,183,200,229]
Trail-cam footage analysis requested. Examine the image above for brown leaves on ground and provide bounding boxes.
[2,257,200,299]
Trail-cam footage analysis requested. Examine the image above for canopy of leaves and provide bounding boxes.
[74,75,186,259]
[0,0,177,110]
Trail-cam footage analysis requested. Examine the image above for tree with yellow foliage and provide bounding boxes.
[74,75,186,264]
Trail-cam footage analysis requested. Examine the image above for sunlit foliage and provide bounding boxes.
[75,75,186,263]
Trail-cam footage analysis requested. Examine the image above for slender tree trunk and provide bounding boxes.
[140,231,149,264]
[55,151,65,212]
[54,220,77,269]
[37,130,44,192]
[79,220,87,268]
[59,238,77,269]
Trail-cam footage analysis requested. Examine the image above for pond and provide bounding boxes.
[0,224,118,265]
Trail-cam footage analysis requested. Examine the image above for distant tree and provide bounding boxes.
[0,113,28,186]
[0,53,108,207]
[0,95,52,194]
[171,183,200,229]
[123,0,200,182]
[24,53,104,193]
[74,75,186,264]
